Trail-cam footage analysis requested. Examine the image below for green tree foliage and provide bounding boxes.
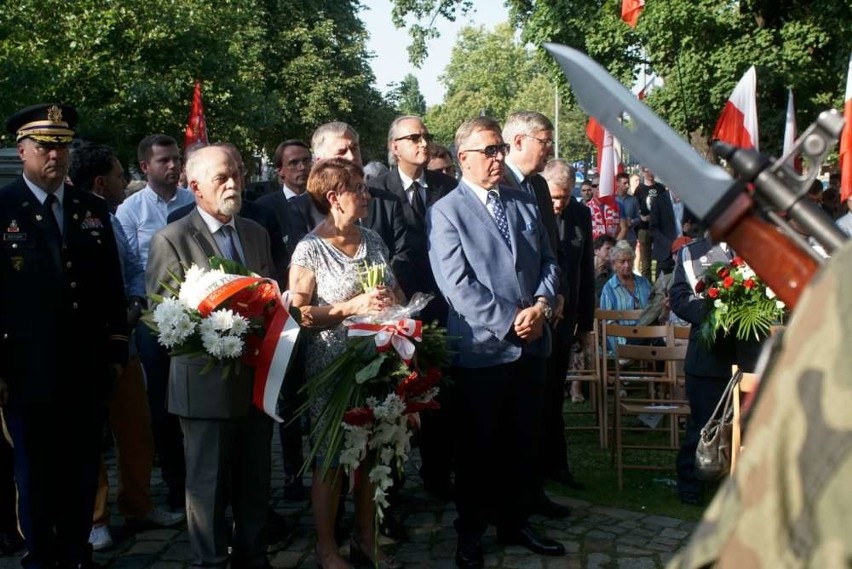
[387,73,427,116]
[0,0,395,172]
[391,0,852,157]
[422,23,594,163]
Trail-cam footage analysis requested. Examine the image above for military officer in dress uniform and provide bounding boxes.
[0,104,128,568]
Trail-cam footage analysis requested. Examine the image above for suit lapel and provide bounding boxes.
[188,210,218,261]
[235,216,260,271]
[460,183,512,254]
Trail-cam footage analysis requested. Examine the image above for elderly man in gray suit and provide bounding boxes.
[145,145,276,568]
[427,116,564,569]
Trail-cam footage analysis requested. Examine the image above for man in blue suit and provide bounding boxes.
[427,117,564,569]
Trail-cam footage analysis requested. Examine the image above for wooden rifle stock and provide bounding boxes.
[709,193,818,310]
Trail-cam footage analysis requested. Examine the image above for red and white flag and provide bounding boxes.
[586,116,605,171]
[598,129,618,209]
[184,80,209,150]
[782,89,802,173]
[621,0,645,28]
[637,75,655,101]
[712,66,759,151]
[841,52,852,203]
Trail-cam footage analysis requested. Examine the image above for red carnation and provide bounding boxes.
[404,400,440,415]
[732,256,744,267]
[708,287,719,299]
[343,407,374,426]
[695,279,706,294]
[718,267,730,278]
[743,278,755,290]
[723,276,734,289]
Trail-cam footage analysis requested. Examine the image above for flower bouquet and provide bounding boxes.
[298,290,451,518]
[143,256,300,420]
[694,255,786,346]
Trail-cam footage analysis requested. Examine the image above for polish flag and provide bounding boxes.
[184,80,209,150]
[586,116,605,170]
[637,76,655,101]
[597,129,618,209]
[841,53,852,203]
[621,0,645,28]
[712,66,759,151]
[782,89,802,173]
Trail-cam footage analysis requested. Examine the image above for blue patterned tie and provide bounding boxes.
[219,225,244,264]
[486,190,512,249]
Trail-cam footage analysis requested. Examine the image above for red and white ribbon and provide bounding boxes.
[347,319,423,365]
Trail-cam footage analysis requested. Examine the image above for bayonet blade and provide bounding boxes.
[544,43,740,224]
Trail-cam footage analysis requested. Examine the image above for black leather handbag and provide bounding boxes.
[694,370,742,481]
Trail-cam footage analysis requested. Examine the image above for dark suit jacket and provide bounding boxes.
[670,239,760,377]
[427,181,559,367]
[168,200,288,287]
[501,169,559,253]
[146,210,276,418]
[254,189,304,264]
[368,167,455,323]
[650,187,678,265]
[0,178,127,406]
[288,187,413,284]
[556,198,595,342]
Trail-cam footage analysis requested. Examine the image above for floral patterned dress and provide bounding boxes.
[290,227,394,455]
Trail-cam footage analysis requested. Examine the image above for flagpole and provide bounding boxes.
[554,83,560,158]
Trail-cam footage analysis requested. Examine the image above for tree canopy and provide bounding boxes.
[0,0,396,171]
[392,0,852,157]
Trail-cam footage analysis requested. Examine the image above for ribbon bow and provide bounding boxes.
[347,318,423,365]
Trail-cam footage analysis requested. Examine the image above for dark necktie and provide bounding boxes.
[43,193,63,243]
[410,181,426,218]
[219,225,243,264]
[486,190,512,249]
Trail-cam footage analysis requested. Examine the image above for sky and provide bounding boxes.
[361,0,509,107]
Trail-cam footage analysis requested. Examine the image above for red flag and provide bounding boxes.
[586,117,605,170]
[713,66,758,151]
[621,0,645,28]
[184,80,209,150]
[841,53,852,202]
[782,89,802,173]
[637,76,655,100]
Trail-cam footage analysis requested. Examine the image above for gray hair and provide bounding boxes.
[608,240,636,263]
[454,116,502,154]
[311,122,359,159]
[502,111,554,144]
[387,115,425,166]
[541,159,576,190]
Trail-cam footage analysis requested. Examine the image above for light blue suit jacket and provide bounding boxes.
[427,180,559,368]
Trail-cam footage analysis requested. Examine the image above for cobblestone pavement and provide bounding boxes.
[0,442,695,569]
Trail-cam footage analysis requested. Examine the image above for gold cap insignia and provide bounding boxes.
[47,105,63,123]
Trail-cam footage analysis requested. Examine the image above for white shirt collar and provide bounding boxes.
[196,206,236,234]
[282,184,298,200]
[463,178,494,206]
[23,174,64,205]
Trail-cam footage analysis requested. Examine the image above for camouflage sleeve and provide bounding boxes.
[669,241,852,568]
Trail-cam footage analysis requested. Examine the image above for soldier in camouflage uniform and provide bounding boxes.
[670,240,852,567]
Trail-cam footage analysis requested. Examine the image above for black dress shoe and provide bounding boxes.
[455,536,484,569]
[531,494,571,519]
[547,470,587,491]
[422,476,455,501]
[497,522,566,556]
[0,529,24,555]
[378,513,408,542]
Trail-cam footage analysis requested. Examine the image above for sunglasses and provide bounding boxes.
[394,133,433,145]
[461,143,511,158]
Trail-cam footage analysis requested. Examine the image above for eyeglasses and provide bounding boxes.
[524,134,554,148]
[284,158,312,169]
[461,144,511,158]
[394,133,432,145]
[340,182,369,196]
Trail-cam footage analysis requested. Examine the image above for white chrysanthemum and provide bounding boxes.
[207,309,249,335]
[152,298,196,347]
[179,267,231,309]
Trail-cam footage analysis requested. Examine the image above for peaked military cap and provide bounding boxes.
[5,103,78,144]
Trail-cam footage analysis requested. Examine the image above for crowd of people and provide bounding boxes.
[0,101,846,569]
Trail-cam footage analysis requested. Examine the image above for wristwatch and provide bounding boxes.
[535,297,552,320]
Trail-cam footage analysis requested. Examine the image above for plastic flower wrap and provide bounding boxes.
[297,292,451,520]
[695,256,786,345]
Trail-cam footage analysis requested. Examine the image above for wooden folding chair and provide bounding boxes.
[563,325,605,445]
[594,312,662,449]
[613,342,690,489]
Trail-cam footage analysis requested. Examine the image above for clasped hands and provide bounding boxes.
[514,303,546,342]
[349,285,396,316]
